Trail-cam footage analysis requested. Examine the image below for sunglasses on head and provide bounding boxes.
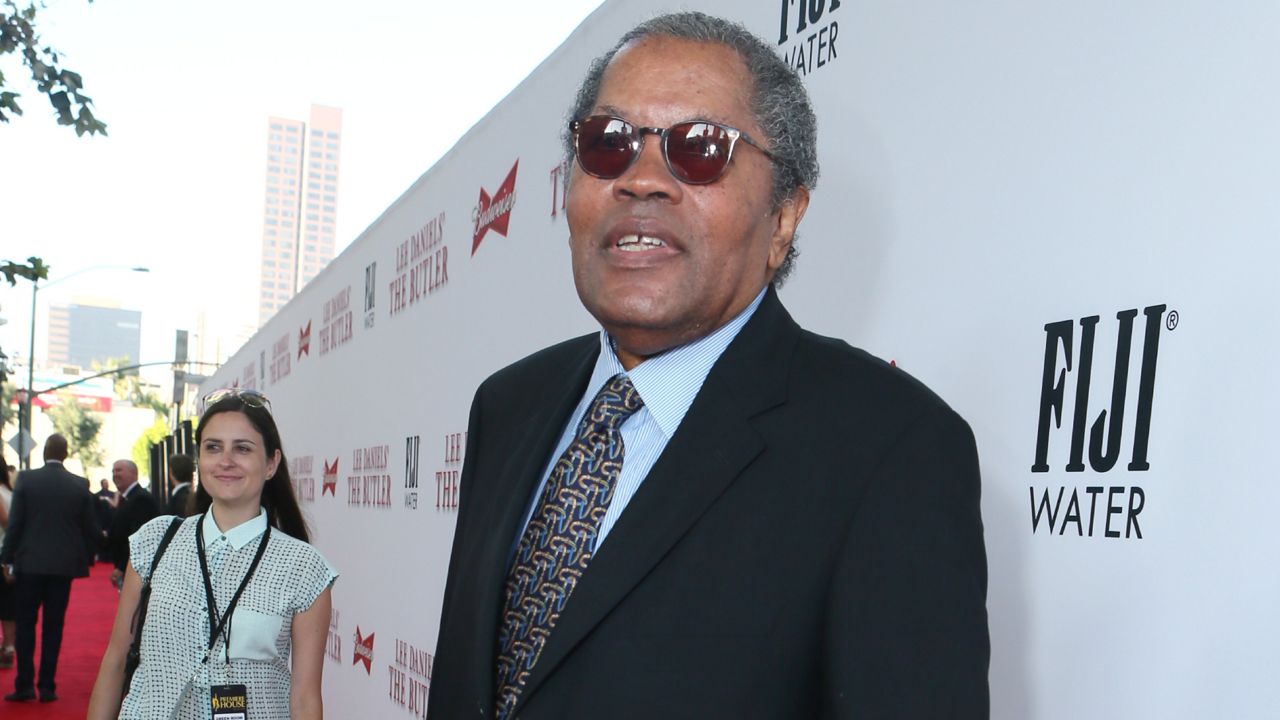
[569,115,776,185]
[200,388,272,414]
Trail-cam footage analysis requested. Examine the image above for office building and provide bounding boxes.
[258,104,343,325]
[46,302,142,369]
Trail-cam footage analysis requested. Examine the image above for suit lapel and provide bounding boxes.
[467,337,600,706]
[515,289,801,711]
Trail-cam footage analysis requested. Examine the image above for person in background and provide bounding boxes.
[107,460,159,590]
[88,388,337,720]
[0,435,98,703]
[94,479,116,563]
[166,455,195,517]
[0,458,15,670]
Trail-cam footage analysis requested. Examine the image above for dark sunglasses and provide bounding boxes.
[200,387,272,414]
[569,115,776,185]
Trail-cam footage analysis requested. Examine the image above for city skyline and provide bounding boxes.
[0,0,608,389]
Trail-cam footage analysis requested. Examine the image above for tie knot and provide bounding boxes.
[584,374,644,430]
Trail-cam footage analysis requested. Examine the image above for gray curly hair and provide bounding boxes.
[564,11,819,285]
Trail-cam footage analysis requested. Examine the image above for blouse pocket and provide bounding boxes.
[227,608,283,661]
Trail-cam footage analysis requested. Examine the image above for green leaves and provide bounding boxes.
[47,391,106,474]
[1,256,50,285]
[0,0,107,135]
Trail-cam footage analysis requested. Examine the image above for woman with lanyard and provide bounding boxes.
[89,389,337,719]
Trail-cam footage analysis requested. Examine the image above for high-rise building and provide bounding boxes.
[46,302,142,369]
[258,104,343,325]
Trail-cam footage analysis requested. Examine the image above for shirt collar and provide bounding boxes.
[593,287,767,438]
[203,507,269,550]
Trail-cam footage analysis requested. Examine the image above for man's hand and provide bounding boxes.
[110,568,124,589]
[1,564,13,585]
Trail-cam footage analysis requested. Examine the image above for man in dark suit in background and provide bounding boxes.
[92,479,116,563]
[430,12,989,720]
[166,454,194,517]
[0,434,98,703]
[107,459,158,589]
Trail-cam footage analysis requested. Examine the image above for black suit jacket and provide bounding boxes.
[167,484,193,517]
[109,484,160,571]
[430,289,989,719]
[0,462,97,578]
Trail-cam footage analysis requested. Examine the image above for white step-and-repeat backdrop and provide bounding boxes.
[201,1,1278,717]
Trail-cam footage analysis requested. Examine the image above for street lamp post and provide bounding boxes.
[18,265,150,470]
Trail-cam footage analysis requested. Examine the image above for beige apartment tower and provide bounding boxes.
[258,104,343,326]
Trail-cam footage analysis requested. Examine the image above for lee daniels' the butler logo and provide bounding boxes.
[290,455,315,503]
[1029,304,1175,540]
[437,431,464,511]
[353,626,374,674]
[390,212,448,318]
[777,0,841,76]
[388,638,433,717]
[270,331,291,383]
[319,286,353,356]
[472,160,518,255]
[348,444,392,508]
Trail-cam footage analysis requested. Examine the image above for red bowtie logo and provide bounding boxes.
[298,321,312,359]
[352,626,374,674]
[472,159,519,256]
[322,458,338,497]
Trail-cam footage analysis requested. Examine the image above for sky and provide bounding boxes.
[0,0,606,385]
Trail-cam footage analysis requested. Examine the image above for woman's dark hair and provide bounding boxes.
[0,455,10,490]
[193,395,310,542]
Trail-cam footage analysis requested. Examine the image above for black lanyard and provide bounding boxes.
[196,511,270,663]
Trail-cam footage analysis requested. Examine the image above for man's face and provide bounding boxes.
[566,36,807,368]
[111,461,136,490]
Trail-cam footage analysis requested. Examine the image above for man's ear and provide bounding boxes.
[768,187,810,271]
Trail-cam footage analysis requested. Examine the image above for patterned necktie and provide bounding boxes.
[494,374,644,718]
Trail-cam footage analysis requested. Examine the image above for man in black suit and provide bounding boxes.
[165,454,195,517]
[106,459,158,589]
[430,11,989,720]
[92,479,115,562]
[0,434,98,703]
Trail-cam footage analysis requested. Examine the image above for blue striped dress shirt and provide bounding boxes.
[517,288,767,552]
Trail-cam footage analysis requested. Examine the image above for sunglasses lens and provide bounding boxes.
[240,391,268,409]
[665,122,733,184]
[575,116,638,179]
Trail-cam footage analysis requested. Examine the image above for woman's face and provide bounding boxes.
[198,411,280,510]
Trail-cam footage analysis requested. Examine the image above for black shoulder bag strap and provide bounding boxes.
[122,517,183,699]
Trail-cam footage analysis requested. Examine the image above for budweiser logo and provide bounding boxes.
[353,626,375,673]
[298,321,312,359]
[322,458,339,497]
[472,159,519,255]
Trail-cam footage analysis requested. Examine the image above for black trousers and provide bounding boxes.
[13,573,73,694]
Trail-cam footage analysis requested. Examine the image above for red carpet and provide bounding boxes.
[1,562,117,719]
